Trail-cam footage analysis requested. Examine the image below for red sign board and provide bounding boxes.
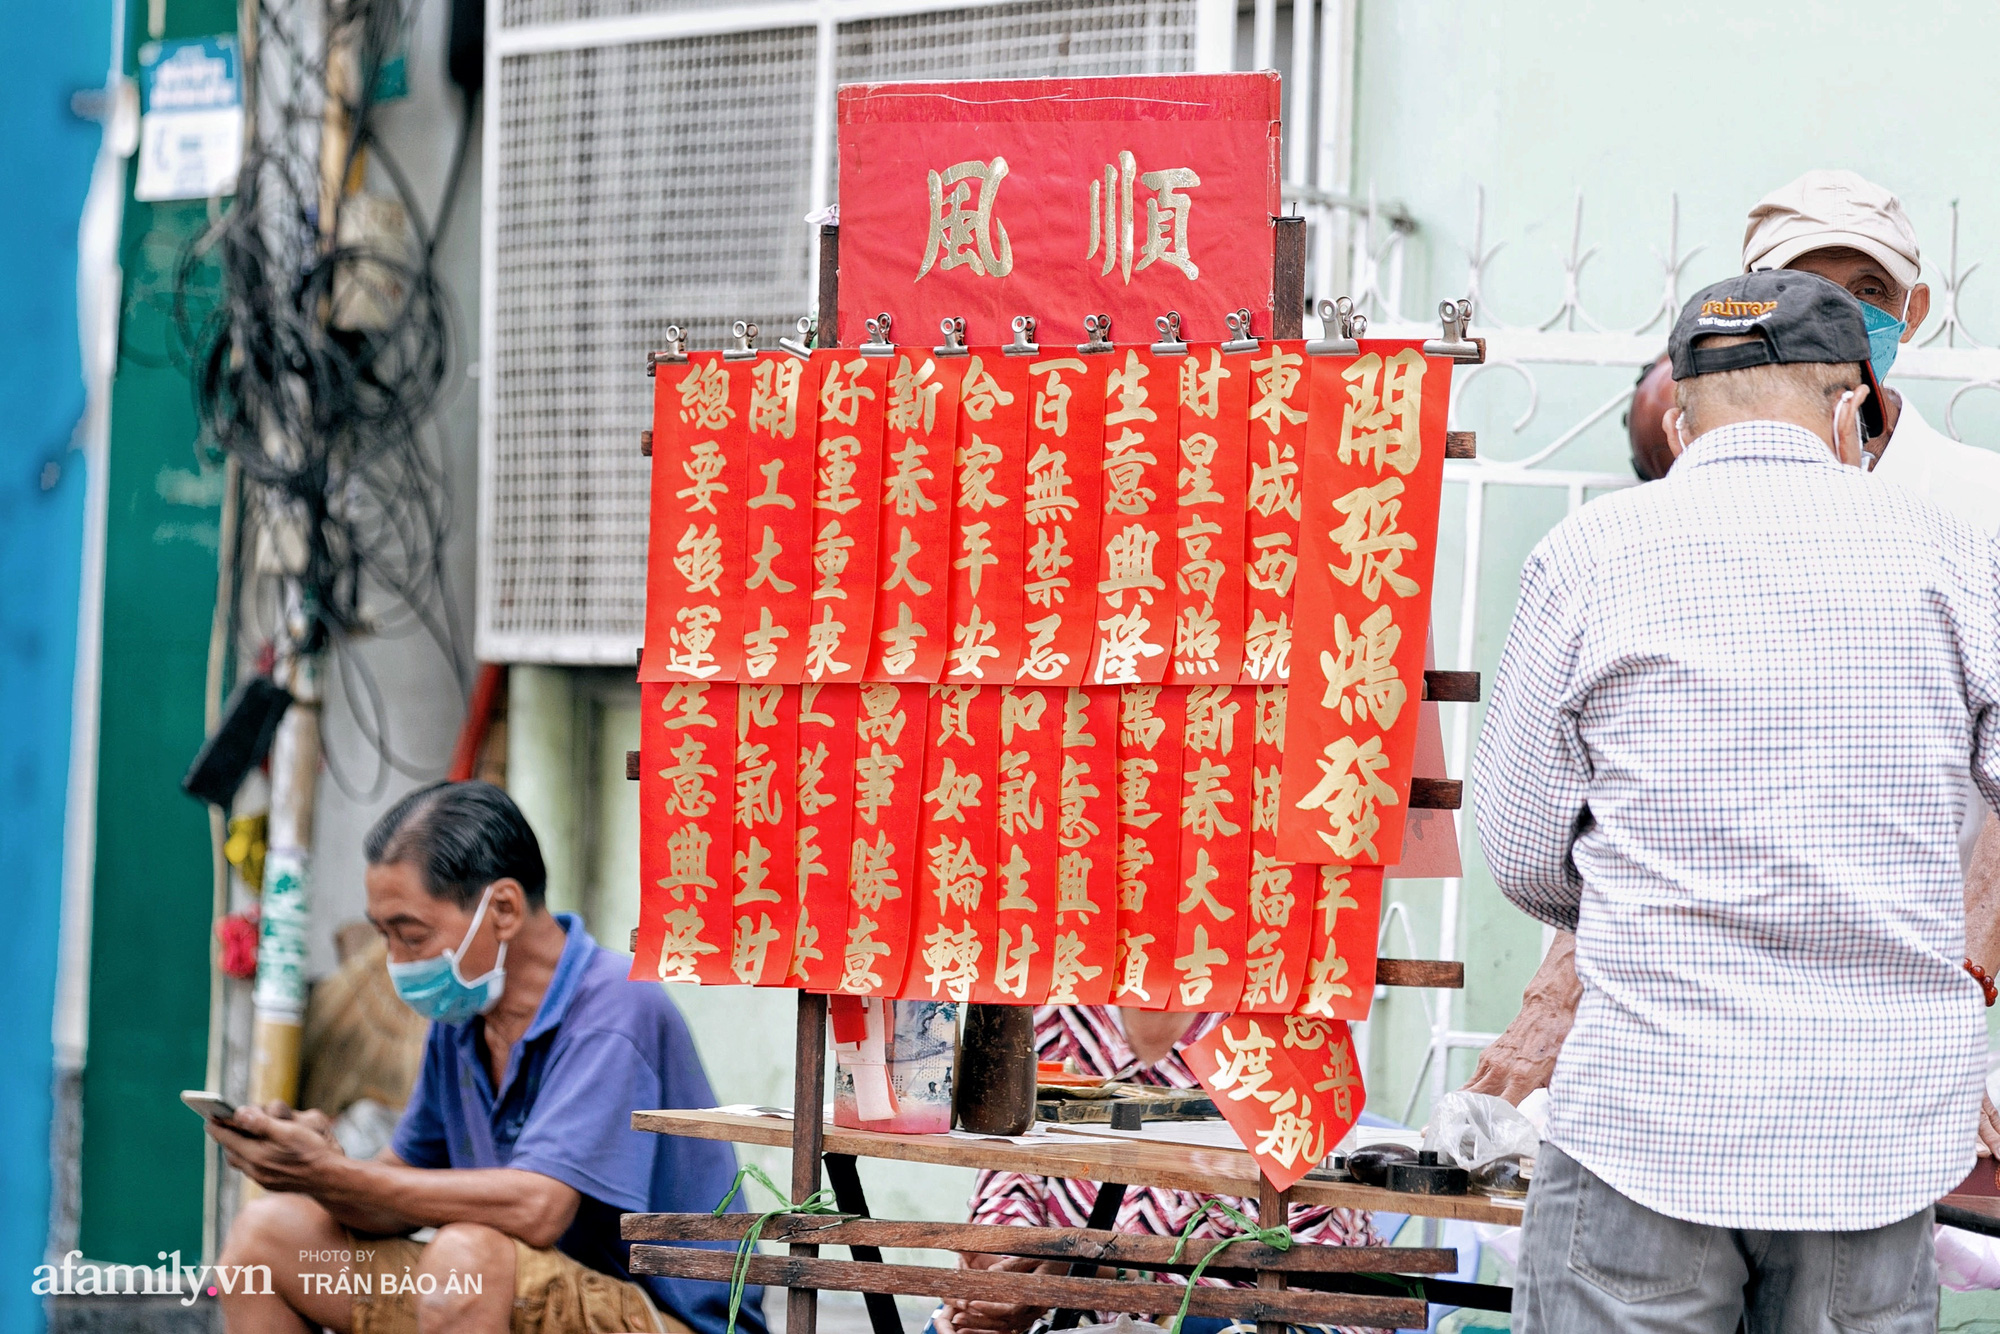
[837,74,1282,350]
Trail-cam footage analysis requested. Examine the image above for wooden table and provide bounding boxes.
[634,1107,1527,1228]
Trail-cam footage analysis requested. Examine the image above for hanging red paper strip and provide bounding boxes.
[1014,356,1107,688]
[1053,686,1119,1005]
[1239,340,1308,686]
[634,682,737,984]
[641,353,754,683]
[1187,1013,1365,1191]
[806,352,891,683]
[1166,685,1252,1011]
[838,682,928,995]
[1277,344,1452,865]
[1293,865,1384,1021]
[1113,684,1184,1008]
[791,683,858,992]
[737,354,822,682]
[866,352,966,683]
[1238,685,1312,1012]
[1168,345,1251,683]
[902,685,1001,1003]
[993,686,1063,1003]
[1090,350,1179,686]
[730,685,799,983]
[945,354,1031,683]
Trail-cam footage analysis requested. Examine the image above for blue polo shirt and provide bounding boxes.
[391,915,765,1334]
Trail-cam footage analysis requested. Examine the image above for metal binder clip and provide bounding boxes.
[934,316,969,357]
[859,312,896,358]
[647,324,690,375]
[1221,308,1259,353]
[1422,298,1482,362]
[1150,311,1186,356]
[1003,315,1040,357]
[779,315,816,359]
[1307,297,1364,356]
[1077,313,1113,355]
[723,319,760,361]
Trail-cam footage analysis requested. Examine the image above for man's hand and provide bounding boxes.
[206,1101,347,1194]
[933,1254,1064,1334]
[1978,1095,2000,1160]
[1462,932,1582,1106]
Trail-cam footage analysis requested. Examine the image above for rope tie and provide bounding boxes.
[1163,1198,1295,1334]
[710,1162,846,1334]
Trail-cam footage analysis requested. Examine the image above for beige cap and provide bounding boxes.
[1742,169,1921,289]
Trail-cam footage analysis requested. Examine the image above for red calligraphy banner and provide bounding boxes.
[641,353,754,683]
[791,683,858,992]
[1238,685,1312,1013]
[1277,344,1452,865]
[993,686,1063,1003]
[866,353,966,683]
[1187,1014,1364,1191]
[739,354,822,682]
[1091,350,1178,685]
[1113,684,1184,1008]
[731,685,799,984]
[1293,865,1383,1021]
[806,352,890,683]
[634,682,735,984]
[903,686,1001,1003]
[836,75,1282,350]
[945,354,1032,683]
[1166,685,1251,1011]
[839,682,927,995]
[1239,340,1307,685]
[1053,686,1119,1005]
[1169,345,1251,683]
[1014,357,1106,688]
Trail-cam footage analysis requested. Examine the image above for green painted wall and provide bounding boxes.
[77,0,235,1264]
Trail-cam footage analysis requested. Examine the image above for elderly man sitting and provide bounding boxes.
[1473,270,2000,1331]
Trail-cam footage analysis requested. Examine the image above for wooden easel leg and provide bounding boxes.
[789,991,830,1334]
[1256,1178,1291,1334]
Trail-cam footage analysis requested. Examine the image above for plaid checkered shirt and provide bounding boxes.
[1472,419,2000,1230]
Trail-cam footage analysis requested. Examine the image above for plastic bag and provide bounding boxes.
[1423,1091,1540,1172]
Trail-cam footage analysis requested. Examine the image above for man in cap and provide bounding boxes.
[1475,270,2000,1330]
[1467,172,2000,1128]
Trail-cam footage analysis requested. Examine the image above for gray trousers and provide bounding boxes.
[1515,1143,1937,1333]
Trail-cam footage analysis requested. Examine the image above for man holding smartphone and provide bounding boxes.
[207,781,760,1334]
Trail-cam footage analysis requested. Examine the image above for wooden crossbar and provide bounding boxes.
[627,1245,1428,1330]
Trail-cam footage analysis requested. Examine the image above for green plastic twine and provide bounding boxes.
[1164,1198,1295,1334]
[711,1161,845,1334]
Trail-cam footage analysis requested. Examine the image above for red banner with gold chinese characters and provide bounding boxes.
[641,354,753,683]
[730,685,799,984]
[1091,350,1179,685]
[867,353,966,683]
[1169,345,1251,683]
[1165,685,1252,1011]
[1053,686,1119,1005]
[1113,684,1183,1008]
[838,682,927,995]
[1187,1013,1365,1191]
[790,684,858,992]
[1238,685,1312,1012]
[903,685,1002,1004]
[1277,343,1452,865]
[1014,356,1107,688]
[1240,340,1308,685]
[805,353,890,683]
[739,355,821,681]
[1294,865,1383,1021]
[945,354,1032,683]
[634,682,735,984]
[992,686,1063,1003]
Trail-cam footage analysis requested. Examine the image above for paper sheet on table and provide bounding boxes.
[708,1105,1049,1145]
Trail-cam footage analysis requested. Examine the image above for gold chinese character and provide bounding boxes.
[1017,614,1068,682]
[920,921,983,1001]
[923,757,982,823]
[1093,605,1164,683]
[926,835,987,913]
[1297,738,1399,861]
[656,823,717,897]
[917,157,1014,281]
[1184,685,1239,755]
[959,354,1016,422]
[819,357,875,427]
[1248,345,1307,433]
[804,604,850,680]
[1097,524,1164,608]
[1056,849,1097,923]
[1180,349,1228,419]
[677,362,733,430]
[676,440,728,513]
[1173,921,1229,1008]
[993,924,1038,999]
[1248,440,1300,519]
[1114,928,1156,1002]
[853,744,904,827]
[657,735,718,818]
[1327,477,1421,600]
[840,915,891,993]
[1320,604,1406,728]
[850,833,902,911]
[656,905,720,983]
[995,844,1035,912]
[1339,348,1425,476]
[1058,755,1100,849]
[887,355,943,434]
[1049,930,1102,1003]
[1088,152,1200,283]
[749,358,803,439]
[1243,610,1291,683]
[1024,528,1074,609]
[816,434,863,514]
[673,523,723,595]
[948,608,1000,679]
[732,835,780,905]
[1028,358,1087,436]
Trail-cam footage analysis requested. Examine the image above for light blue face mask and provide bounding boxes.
[1860,291,1911,382]
[386,885,508,1025]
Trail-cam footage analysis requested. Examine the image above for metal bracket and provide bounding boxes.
[1002,315,1040,357]
[859,312,896,358]
[1422,298,1482,362]
[1077,313,1113,355]
[723,319,760,361]
[1149,310,1186,356]
[933,316,969,357]
[780,315,816,359]
[1221,307,1259,353]
[1307,297,1365,356]
[647,324,690,376]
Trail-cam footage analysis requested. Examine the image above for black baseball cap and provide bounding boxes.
[1668,270,1886,437]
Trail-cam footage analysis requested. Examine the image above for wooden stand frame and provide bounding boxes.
[624,222,1495,1334]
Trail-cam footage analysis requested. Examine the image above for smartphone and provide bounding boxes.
[180,1090,240,1124]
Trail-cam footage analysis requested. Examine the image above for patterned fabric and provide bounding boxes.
[1473,419,2000,1231]
[967,1006,1379,1290]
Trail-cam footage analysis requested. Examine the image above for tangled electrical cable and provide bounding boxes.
[176,0,477,799]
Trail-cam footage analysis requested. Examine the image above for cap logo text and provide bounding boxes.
[1700,299,1778,318]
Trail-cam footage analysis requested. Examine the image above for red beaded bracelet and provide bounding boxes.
[1966,959,1998,1008]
